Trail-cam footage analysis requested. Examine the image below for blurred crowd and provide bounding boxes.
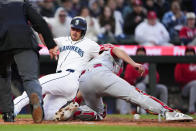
[26,0,196,46]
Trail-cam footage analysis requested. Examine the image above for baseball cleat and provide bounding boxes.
[54,101,79,121]
[30,93,43,123]
[165,111,193,121]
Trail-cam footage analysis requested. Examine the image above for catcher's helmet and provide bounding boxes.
[71,17,87,37]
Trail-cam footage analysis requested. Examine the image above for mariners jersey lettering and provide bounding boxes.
[54,36,100,73]
[59,45,84,57]
[85,49,123,74]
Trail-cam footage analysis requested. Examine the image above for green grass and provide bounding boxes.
[0,125,195,131]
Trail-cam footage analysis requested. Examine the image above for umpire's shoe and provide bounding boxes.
[2,112,15,122]
[30,93,43,123]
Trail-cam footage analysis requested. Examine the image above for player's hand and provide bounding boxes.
[134,63,145,76]
[49,46,59,60]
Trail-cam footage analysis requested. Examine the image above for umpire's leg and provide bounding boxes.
[0,54,15,122]
[14,50,42,101]
[14,50,43,123]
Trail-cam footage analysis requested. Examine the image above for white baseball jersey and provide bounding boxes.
[14,36,100,120]
[55,36,100,73]
[85,48,123,74]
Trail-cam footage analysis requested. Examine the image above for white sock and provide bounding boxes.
[14,91,29,116]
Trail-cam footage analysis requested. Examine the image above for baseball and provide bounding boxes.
[133,114,140,120]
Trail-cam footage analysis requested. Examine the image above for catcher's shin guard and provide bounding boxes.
[135,87,174,114]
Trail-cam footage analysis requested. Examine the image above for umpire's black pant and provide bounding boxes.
[0,49,42,113]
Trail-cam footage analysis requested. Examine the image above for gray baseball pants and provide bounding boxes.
[0,50,42,113]
[79,66,171,116]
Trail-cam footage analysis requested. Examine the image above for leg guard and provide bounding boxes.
[135,88,174,114]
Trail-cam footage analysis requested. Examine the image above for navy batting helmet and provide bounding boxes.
[71,17,87,37]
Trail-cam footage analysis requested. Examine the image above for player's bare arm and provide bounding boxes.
[112,47,145,75]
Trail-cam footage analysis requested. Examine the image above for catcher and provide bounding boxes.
[54,44,193,121]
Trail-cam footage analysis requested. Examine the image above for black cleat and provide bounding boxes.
[2,112,15,122]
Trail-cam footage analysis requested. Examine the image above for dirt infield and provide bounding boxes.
[0,117,196,128]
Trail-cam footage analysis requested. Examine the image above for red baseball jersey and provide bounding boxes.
[179,26,196,39]
[175,63,196,86]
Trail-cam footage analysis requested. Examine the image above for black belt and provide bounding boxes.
[57,69,75,73]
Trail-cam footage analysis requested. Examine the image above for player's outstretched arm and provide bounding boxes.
[112,47,144,75]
